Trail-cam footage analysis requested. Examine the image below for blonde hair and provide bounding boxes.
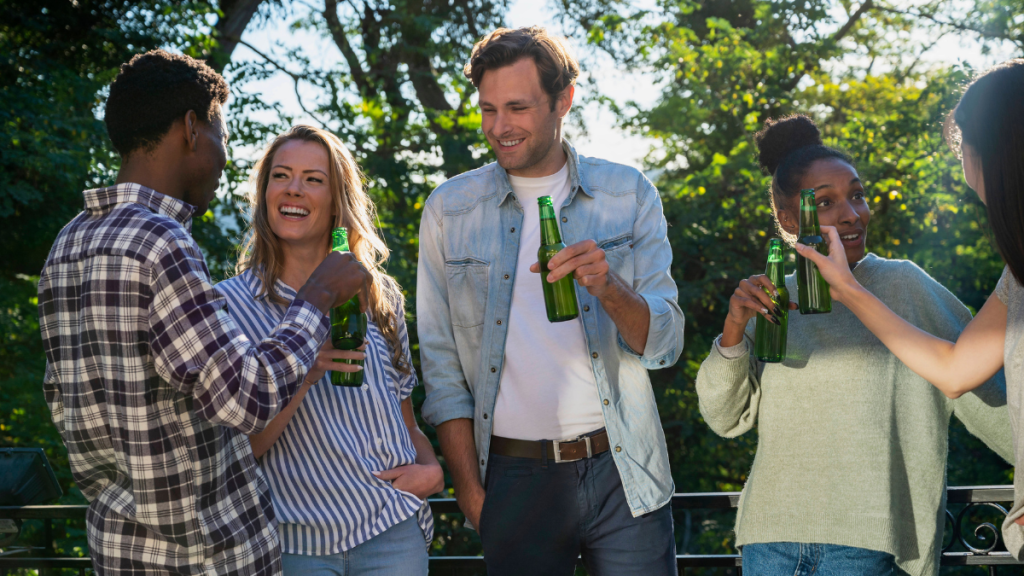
[237,125,410,374]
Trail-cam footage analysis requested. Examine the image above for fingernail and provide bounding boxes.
[773,290,780,298]
[769,315,780,325]
[371,471,380,475]
[761,307,769,315]
[774,306,783,317]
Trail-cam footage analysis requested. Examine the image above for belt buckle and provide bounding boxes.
[552,435,592,463]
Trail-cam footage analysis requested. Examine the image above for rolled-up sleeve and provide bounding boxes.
[617,176,685,369]
[417,200,476,427]
[148,236,328,434]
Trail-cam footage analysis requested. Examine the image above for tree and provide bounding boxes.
[554,0,1023,560]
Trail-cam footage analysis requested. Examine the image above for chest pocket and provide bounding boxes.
[600,234,635,283]
[445,258,489,328]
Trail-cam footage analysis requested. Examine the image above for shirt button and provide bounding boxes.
[510,227,516,233]
[496,320,502,325]
[603,399,609,405]
[615,446,622,453]
[481,459,486,465]
[362,384,369,390]
[377,438,383,445]
[504,274,510,280]
[659,360,666,365]
[561,217,567,223]
[583,305,590,312]
[483,413,488,419]
[490,367,497,373]
[592,352,599,359]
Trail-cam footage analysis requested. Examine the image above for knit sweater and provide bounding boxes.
[695,253,1014,576]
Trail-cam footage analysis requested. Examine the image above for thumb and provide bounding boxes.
[529,261,540,273]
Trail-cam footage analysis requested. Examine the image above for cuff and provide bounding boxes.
[714,335,749,360]
[285,298,331,345]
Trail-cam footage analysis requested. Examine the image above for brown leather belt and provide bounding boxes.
[489,430,610,463]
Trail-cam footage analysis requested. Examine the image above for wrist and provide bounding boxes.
[296,282,334,315]
[721,316,747,347]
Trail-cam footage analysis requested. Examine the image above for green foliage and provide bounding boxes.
[559,0,1022,564]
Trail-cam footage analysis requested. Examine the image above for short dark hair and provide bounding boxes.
[104,49,229,157]
[464,26,579,111]
[754,114,854,213]
[947,59,1024,285]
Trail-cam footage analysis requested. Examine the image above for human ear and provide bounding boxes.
[184,110,198,152]
[776,207,798,236]
[557,85,574,119]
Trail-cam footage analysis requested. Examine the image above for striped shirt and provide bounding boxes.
[38,183,329,575]
[218,269,432,555]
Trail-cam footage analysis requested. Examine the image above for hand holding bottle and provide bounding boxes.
[793,225,863,302]
[297,250,371,314]
[302,340,366,384]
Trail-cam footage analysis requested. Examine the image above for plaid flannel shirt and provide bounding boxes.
[38,183,329,575]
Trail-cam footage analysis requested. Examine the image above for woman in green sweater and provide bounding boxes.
[695,114,1014,576]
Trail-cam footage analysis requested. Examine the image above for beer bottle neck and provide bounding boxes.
[539,205,562,245]
[799,203,821,236]
[765,259,785,286]
[332,230,350,252]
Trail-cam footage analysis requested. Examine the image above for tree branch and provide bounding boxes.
[832,0,875,43]
[210,0,265,72]
[876,5,1022,47]
[236,39,330,128]
[324,0,372,95]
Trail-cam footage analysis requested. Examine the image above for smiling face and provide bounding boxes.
[264,139,336,250]
[778,157,871,265]
[478,57,572,177]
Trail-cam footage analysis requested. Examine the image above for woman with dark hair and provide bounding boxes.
[797,60,1024,558]
[695,114,1013,576]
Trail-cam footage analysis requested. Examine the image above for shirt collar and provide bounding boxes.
[243,268,298,303]
[83,183,196,230]
[495,139,592,206]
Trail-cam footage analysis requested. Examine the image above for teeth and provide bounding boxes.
[841,234,859,240]
[280,206,310,217]
[499,139,523,147]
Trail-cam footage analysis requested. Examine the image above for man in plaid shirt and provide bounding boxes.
[37,50,368,575]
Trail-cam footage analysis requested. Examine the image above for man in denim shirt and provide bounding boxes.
[417,26,684,575]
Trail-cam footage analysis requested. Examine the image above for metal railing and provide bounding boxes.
[0,486,1019,575]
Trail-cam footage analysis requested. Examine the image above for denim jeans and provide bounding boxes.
[742,542,905,576]
[478,448,677,576]
[280,516,427,576]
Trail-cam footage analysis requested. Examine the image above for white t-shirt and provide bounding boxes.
[492,163,606,441]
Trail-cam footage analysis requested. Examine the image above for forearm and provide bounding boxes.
[435,418,483,497]
[721,318,747,348]
[599,271,650,354]
[842,285,1001,397]
[249,380,313,458]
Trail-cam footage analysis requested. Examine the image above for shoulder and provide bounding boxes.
[862,253,972,328]
[216,272,252,300]
[577,154,654,203]
[425,162,503,217]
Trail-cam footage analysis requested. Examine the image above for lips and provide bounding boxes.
[838,230,865,247]
[497,138,524,149]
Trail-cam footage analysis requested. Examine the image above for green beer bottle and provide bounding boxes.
[754,239,789,363]
[329,227,368,386]
[537,196,579,323]
[796,189,832,314]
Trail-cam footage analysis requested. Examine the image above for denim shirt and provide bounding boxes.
[416,141,684,516]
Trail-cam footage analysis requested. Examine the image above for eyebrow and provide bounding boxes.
[813,177,861,191]
[271,165,328,175]
[479,99,533,108]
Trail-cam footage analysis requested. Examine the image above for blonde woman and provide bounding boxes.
[217,125,443,575]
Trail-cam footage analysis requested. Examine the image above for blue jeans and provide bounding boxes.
[478,448,677,576]
[742,542,904,576]
[280,516,427,576]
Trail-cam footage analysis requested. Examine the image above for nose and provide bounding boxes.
[490,110,512,139]
[285,174,302,196]
[837,199,860,226]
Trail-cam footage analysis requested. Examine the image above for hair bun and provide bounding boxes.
[754,115,823,175]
